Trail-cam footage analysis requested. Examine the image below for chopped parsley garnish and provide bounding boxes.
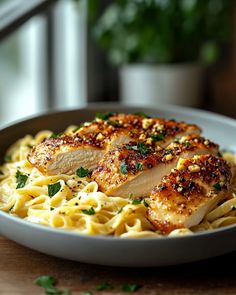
[35,275,70,295]
[81,292,93,295]
[50,132,63,139]
[125,142,148,156]
[95,112,114,121]
[48,182,61,197]
[143,199,149,207]
[107,120,121,127]
[15,170,28,189]
[174,137,180,143]
[9,204,14,211]
[184,141,191,148]
[137,142,148,155]
[0,170,4,175]
[213,183,221,191]
[135,162,143,171]
[50,207,55,211]
[97,283,113,291]
[132,199,142,205]
[133,112,150,118]
[150,132,165,141]
[73,123,85,132]
[82,207,95,215]
[120,161,128,174]
[4,155,11,163]
[118,207,123,214]
[122,283,141,292]
[76,167,91,178]
[27,144,33,149]
[128,193,133,199]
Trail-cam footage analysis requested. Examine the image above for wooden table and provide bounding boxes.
[1,235,236,295]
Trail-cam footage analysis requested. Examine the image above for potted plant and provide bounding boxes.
[93,0,232,107]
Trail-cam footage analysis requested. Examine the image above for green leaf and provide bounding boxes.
[50,132,63,139]
[133,112,150,118]
[150,132,165,142]
[76,167,91,178]
[15,170,28,189]
[122,283,141,292]
[200,42,219,65]
[48,182,61,197]
[118,207,123,214]
[125,143,149,155]
[135,162,143,171]
[82,207,95,215]
[213,183,221,191]
[4,155,11,163]
[184,141,191,148]
[132,199,142,205]
[143,199,149,208]
[107,120,122,127]
[81,292,93,295]
[97,282,113,291]
[35,275,70,295]
[137,142,148,155]
[95,112,114,121]
[120,160,128,174]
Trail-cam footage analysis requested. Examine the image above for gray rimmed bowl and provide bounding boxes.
[0,103,236,267]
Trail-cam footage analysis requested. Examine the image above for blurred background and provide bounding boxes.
[0,0,235,127]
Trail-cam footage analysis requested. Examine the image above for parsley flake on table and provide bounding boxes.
[122,283,141,292]
[15,170,28,189]
[48,182,61,197]
[82,207,95,215]
[35,275,70,295]
[76,167,90,178]
[120,160,128,174]
[96,282,113,291]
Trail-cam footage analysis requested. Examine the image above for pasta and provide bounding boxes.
[0,128,236,238]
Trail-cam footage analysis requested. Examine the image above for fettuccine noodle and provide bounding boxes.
[0,128,236,238]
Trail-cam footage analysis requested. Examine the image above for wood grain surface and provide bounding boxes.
[0,234,236,295]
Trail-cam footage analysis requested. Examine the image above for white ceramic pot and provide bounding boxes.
[120,64,203,107]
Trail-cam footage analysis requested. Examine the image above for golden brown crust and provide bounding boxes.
[28,113,201,174]
[92,135,218,195]
[148,155,232,234]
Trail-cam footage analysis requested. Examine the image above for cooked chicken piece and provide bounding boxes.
[28,113,201,175]
[28,121,131,175]
[148,155,232,234]
[92,135,219,198]
[109,113,201,147]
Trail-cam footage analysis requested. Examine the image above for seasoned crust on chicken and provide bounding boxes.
[148,155,232,234]
[28,113,201,175]
[92,135,219,198]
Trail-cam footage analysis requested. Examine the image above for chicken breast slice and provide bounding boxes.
[148,155,232,234]
[28,113,201,175]
[92,135,219,198]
